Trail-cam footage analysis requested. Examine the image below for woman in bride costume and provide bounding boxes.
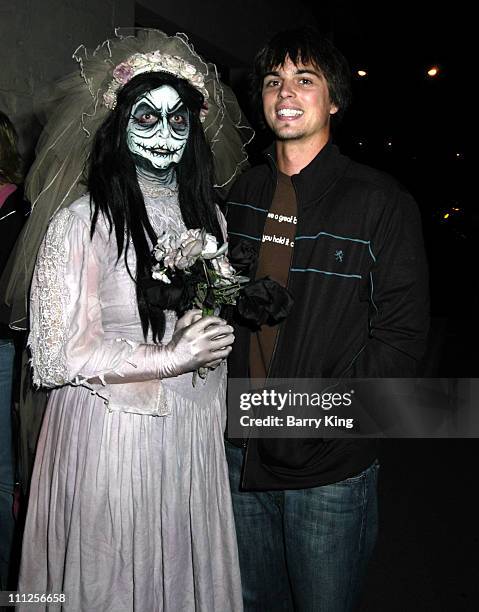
[14,28,252,611]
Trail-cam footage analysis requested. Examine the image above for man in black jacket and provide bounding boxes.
[225,27,429,611]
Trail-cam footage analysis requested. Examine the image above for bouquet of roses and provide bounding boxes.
[150,228,249,381]
[148,231,295,381]
[151,228,249,316]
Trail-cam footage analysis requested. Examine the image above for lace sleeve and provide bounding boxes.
[29,209,73,386]
[28,208,135,388]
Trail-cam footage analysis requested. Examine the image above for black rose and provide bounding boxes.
[229,239,258,275]
[142,273,196,314]
[236,277,294,329]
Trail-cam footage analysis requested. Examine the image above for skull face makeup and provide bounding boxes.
[127,85,190,172]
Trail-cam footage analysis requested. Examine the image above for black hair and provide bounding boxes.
[252,26,352,128]
[88,71,221,342]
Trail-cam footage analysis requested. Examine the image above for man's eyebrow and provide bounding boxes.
[263,68,322,78]
[295,68,322,78]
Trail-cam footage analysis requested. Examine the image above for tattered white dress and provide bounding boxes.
[18,192,243,611]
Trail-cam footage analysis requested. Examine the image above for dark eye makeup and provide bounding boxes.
[130,103,189,131]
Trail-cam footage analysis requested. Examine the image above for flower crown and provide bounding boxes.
[102,51,210,118]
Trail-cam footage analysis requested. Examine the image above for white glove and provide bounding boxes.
[93,310,234,384]
[158,310,234,377]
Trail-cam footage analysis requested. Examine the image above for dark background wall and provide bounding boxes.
[0,0,134,158]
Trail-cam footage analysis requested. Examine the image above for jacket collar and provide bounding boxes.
[265,140,350,208]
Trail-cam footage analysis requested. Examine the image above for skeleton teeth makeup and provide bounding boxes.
[127,85,190,170]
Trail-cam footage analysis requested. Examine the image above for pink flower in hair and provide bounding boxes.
[113,62,135,84]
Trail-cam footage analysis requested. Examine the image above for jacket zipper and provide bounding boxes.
[263,163,343,382]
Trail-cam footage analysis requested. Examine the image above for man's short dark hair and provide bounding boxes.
[252,26,352,127]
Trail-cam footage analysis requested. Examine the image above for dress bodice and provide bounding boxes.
[70,189,186,346]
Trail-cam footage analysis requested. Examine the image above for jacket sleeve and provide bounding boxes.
[346,188,430,377]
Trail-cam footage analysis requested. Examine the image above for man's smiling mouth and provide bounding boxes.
[277,108,304,117]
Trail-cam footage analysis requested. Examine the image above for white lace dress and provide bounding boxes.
[18,192,243,611]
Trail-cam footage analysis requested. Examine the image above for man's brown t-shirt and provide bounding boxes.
[249,171,297,379]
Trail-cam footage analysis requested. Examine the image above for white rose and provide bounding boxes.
[153,231,177,261]
[180,236,204,260]
[178,228,201,244]
[152,266,171,284]
[163,250,179,270]
[212,255,235,278]
[201,232,219,259]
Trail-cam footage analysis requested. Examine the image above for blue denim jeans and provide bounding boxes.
[0,339,15,589]
[225,441,379,612]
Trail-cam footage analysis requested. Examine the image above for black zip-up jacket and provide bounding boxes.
[226,141,430,490]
